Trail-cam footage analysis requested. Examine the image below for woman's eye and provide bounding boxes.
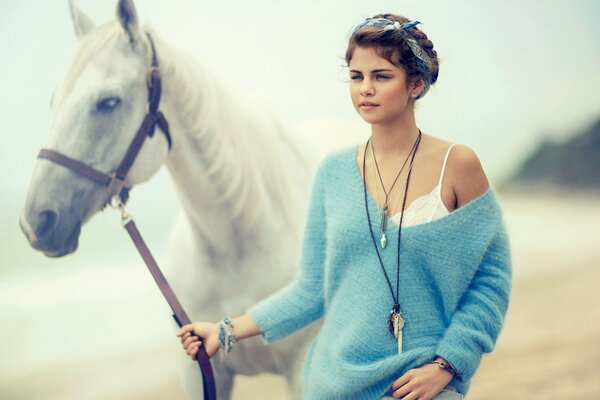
[96,96,122,112]
[376,74,391,80]
[350,75,362,80]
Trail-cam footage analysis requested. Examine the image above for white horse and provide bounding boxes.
[19,0,322,398]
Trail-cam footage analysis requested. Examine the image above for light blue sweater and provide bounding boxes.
[247,144,512,399]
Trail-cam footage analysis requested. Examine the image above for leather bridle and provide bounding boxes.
[38,31,173,205]
[37,32,216,400]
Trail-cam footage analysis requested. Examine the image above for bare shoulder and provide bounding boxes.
[446,144,490,208]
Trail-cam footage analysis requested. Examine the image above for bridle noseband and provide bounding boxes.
[36,32,216,400]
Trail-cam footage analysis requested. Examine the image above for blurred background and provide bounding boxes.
[1,1,599,399]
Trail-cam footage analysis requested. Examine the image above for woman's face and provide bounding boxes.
[348,46,417,125]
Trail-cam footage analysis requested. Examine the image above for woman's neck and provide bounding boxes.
[369,113,420,160]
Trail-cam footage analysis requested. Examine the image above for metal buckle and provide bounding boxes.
[107,173,126,197]
[108,194,133,228]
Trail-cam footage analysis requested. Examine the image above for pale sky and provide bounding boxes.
[1,0,599,212]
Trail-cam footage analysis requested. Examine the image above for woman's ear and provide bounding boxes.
[410,77,426,98]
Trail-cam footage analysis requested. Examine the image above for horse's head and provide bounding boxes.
[20,0,171,257]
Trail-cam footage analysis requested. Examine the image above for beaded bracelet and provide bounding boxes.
[217,316,237,354]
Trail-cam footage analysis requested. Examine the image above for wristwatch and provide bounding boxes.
[429,358,460,377]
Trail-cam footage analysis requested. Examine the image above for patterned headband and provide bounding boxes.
[351,18,422,34]
[351,18,433,99]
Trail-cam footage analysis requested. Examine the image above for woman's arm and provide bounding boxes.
[177,157,331,358]
[433,228,512,381]
[176,314,262,360]
[231,313,262,340]
[434,145,512,381]
[245,156,330,344]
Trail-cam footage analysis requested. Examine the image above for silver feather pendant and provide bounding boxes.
[393,312,405,353]
[388,308,405,353]
[380,204,388,249]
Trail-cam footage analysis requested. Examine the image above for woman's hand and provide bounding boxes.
[390,361,455,399]
[176,322,220,360]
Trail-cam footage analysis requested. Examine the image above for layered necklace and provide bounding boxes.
[370,133,421,249]
[362,129,422,354]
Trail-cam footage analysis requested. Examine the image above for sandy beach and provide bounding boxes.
[468,259,600,399]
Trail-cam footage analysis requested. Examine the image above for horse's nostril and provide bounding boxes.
[36,210,58,238]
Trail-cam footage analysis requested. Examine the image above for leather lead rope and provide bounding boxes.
[117,205,216,400]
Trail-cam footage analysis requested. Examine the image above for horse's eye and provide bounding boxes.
[96,97,121,112]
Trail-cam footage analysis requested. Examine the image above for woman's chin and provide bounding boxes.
[358,115,386,125]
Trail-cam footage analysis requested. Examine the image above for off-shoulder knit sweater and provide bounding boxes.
[247,144,512,399]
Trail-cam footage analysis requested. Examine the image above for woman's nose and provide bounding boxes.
[360,80,374,97]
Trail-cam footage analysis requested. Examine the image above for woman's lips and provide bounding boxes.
[359,104,379,110]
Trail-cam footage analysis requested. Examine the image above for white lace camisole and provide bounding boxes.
[389,143,456,227]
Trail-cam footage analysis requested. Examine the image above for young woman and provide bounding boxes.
[176,13,512,400]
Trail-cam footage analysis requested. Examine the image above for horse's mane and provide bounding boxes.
[146,27,310,233]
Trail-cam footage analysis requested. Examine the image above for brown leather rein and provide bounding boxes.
[37,32,216,400]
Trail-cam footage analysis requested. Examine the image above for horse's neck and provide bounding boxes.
[155,36,310,256]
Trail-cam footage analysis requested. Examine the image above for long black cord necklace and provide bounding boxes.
[362,129,422,354]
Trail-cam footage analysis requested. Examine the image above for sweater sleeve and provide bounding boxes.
[434,224,512,382]
[246,157,328,344]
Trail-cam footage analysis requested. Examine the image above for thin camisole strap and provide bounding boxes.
[438,143,457,188]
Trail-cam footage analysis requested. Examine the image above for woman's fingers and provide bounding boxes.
[187,341,203,360]
[186,339,200,351]
[191,344,200,358]
[187,341,200,353]
[183,334,200,348]
[176,323,199,338]
[179,331,190,344]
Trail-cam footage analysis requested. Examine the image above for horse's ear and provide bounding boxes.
[117,0,141,45]
[69,0,96,39]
